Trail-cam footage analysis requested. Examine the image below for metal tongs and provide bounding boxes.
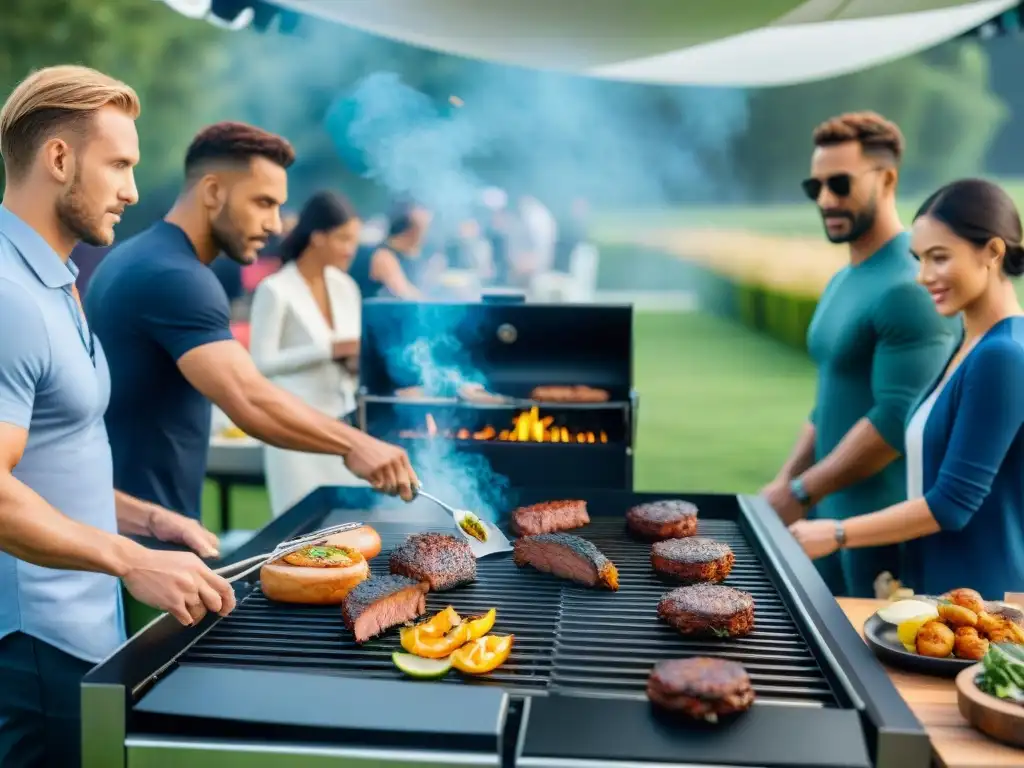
[415,488,513,558]
[213,521,365,583]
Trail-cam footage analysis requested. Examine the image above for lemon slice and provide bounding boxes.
[392,652,452,679]
[876,599,938,626]
[896,615,936,652]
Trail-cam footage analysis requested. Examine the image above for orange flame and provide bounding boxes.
[401,406,609,444]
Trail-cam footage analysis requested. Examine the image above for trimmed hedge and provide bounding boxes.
[596,242,818,352]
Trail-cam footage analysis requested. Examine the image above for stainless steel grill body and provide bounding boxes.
[83,487,931,768]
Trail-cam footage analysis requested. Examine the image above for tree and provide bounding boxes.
[732,40,1007,200]
[0,0,232,196]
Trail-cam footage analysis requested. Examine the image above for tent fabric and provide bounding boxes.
[159,0,1014,85]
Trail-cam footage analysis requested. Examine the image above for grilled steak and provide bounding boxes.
[389,532,476,592]
[651,538,734,583]
[530,385,609,403]
[626,500,698,540]
[511,500,589,536]
[658,584,755,637]
[513,533,618,590]
[647,657,755,722]
[342,575,428,642]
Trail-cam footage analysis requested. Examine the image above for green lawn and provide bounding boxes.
[201,311,816,534]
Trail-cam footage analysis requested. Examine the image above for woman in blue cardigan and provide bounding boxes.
[790,178,1024,599]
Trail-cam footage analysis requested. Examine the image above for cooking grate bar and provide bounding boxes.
[179,517,839,706]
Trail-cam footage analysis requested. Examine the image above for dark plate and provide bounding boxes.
[863,613,973,678]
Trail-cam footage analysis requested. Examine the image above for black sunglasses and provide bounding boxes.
[801,167,886,202]
[801,174,855,201]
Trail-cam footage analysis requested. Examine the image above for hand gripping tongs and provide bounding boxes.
[212,522,365,584]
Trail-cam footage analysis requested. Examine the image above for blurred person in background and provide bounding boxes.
[792,179,1024,598]
[508,194,558,290]
[760,112,959,598]
[86,122,418,529]
[349,200,432,299]
[481,187,512,287]
[0,65,233,768]
[249,191,366,516]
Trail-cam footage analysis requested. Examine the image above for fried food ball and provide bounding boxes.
[943,588,986,615]
[916,620,955,658]
[978,612,1024,644]
[953,626,989,661]
[937,602,978,628]
[977,611,1003,636]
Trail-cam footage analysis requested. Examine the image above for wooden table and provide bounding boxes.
[838,598,1024,768]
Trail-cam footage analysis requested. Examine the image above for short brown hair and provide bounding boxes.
[812,111,904,164]
[184,121,295,182]
[0,65,140,180]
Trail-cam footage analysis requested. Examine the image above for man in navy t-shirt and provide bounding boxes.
[86,122,417,521]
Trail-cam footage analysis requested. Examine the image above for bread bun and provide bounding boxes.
[260,545,370,605]
[322,525,382,561]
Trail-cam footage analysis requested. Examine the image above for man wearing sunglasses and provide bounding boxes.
[761,112,960,598]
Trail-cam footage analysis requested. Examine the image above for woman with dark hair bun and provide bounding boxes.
[792,178,1024,598]
[249,191,367,516]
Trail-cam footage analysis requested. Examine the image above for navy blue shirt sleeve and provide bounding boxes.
[0,280,49,429]
[925,338,1024,531]
[140,265,234,361]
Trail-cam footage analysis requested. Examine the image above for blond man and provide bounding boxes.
[0,66,235,767]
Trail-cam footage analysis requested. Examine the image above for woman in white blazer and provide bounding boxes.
[249,191,368,517]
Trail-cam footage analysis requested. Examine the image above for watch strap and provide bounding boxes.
[789,477,811,506]
[834,520,847,549]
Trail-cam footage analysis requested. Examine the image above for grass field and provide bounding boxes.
[199,311,817,534]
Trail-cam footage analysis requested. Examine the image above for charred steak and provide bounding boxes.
[513,533,618,590]
[651,538,734,583]
[342,575,428,643]
[657,584,755,637]
[389,532,476,592]
[647,657,755,722]
[511,500,589,536]
[626,500,698,540]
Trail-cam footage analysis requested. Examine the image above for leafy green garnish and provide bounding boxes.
[977,643,1024,706]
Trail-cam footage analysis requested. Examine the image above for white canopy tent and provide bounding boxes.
[160,0,1018,85]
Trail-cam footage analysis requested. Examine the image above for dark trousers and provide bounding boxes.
[0,632,93,768]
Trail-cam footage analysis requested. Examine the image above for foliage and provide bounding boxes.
[0,0,232,193]
[733,40,1008,199]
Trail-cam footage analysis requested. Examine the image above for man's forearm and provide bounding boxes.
[0,473,135,576]
[228,378,359,456]
[114,489,160,537]
[799,418,900,502]
[777,423,816,481]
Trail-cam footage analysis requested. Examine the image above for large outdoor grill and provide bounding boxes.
[356,298,637,489]
[82,487,931,768]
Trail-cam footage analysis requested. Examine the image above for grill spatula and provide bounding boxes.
[415,489,513,558]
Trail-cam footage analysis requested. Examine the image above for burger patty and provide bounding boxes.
[657,584,755,637]
[626,500,698,540]
[647,657,755,722]
[651,538,734,583]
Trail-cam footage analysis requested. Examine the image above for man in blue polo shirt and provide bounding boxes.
[87,122,419,523]
[0,66,236,768]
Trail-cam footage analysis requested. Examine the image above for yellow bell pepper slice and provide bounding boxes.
[413,606,462,638]
[450,634,513,675]
[400,622,471,659]
[464,609,496,640]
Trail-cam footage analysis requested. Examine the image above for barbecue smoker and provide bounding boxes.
[82,487,932,768]
[356,298,637,489]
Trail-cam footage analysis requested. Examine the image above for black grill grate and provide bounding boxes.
[181,518,838,706]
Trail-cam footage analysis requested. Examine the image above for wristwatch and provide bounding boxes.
[834,520,847,549]
[789,477,812,507]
